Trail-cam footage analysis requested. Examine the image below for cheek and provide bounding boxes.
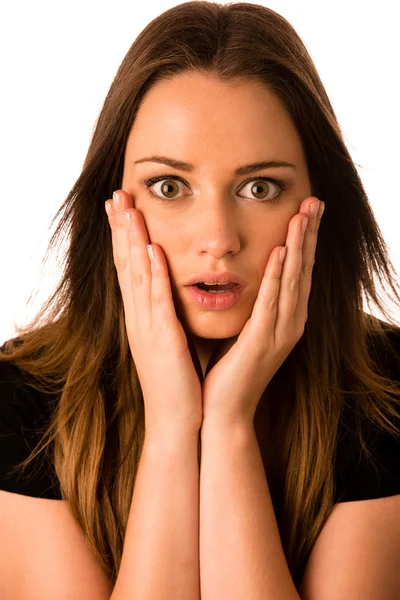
[255,222,288,274]
[146,222,181,278]
[257,229,283,256]
[147,218,174,246]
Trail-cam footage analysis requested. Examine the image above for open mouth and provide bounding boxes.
[193,282,239,293]
[185,281,245,310]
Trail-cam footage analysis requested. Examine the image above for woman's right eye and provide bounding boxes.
[144,176,187,201]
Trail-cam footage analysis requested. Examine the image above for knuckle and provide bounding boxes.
[114,255,129,271]
[152,289,164,305]
[131,272,145,287]
[266,294,279,310]
[288,277,299,292]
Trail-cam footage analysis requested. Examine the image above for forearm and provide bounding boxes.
[111,427,201,600]
[199,421,300,600]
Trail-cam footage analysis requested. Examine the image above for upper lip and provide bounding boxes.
[185,271,248,287]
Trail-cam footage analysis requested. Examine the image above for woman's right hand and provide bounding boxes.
[105,189,203,435]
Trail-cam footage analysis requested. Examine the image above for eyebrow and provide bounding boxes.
[132,155,296,175]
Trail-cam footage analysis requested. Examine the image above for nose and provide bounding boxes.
[194,198,241,258]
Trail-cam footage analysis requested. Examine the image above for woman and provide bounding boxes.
[1,2,399,598]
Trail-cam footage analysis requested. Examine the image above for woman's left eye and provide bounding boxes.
[143,175,287,203]
[238,178,286,202]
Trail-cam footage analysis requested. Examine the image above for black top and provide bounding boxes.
[1,324,400,502]
[0,350,61,499]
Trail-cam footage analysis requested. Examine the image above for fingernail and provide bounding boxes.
[147,244,155,262]
[124,211,133,227]
[309,200,320,216]
[113,191,121,209]
[105,200,112,217]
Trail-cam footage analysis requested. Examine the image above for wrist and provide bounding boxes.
[144,423,200,450]
[201,416,255,439]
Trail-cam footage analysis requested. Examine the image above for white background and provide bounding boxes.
[1,0,399,344]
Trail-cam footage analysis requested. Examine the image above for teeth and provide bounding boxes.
[193,281,239,293]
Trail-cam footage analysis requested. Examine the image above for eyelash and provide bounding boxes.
[143,174,287,204]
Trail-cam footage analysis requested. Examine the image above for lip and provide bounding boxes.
[184,283,246,310]
[185,271,248,286]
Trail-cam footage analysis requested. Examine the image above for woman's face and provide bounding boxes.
[121,71,312,361]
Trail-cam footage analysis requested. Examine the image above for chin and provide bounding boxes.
[173,292,251,337]
[186,316,245,340]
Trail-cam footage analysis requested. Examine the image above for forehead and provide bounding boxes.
[126,72,304,167]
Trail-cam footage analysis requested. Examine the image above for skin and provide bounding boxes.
[121,71,313,377]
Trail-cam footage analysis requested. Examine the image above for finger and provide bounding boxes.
[123,206,153,329]
[295,199,324,323]
[107,191,152,330]
[146,243,187,348]
[123,207,186,340]
[275,212,307,341]
[106,193,183,347]
[246,243,286,346]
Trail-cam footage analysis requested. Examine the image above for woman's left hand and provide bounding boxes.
[201,196,325,428]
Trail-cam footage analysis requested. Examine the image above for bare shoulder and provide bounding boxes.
[0,490,113,599]
[299,494,400,599]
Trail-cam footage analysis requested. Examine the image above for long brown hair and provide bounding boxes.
[1,1,400,589]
